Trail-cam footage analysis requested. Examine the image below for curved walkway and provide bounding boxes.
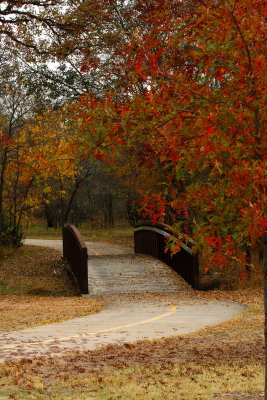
[0,239,245,362]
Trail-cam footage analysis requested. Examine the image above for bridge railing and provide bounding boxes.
[134,221,199,289]
[62,224,89,294]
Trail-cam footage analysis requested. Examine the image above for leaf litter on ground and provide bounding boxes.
[0,245,103,332]
[0,287,264,400]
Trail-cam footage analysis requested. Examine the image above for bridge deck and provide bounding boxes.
[88,253,190,295]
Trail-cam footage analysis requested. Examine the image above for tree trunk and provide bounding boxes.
[0,148,8,217]
[107,193,114,227]
[44,205,55,228]
[244,243,252,277]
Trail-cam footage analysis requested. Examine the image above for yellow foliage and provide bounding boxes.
[1,108,87,225]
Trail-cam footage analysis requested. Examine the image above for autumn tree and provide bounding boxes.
[0,1,85,54]
[74,0,266,259]
[70,0,266,392]
[0,56,45,219]
[0,49,89,233]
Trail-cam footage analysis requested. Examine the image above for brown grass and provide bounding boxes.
[0,238,264,399]
[0,246,103,332]
[0,288,264,399]
[0,295,102,333]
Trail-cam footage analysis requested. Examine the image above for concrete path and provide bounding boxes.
[24,238,131,256]
[0,239,245,362]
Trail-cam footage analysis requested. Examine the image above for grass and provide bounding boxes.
[24,223,134,248]
[0,287,264,399]
[0,245,103,332]
[0,246,76,297]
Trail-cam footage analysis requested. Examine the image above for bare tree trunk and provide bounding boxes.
[106,193,114,227]
[244,243,251,277]
[64,171,91,224]
[17,177,35,226]
[44,204,55,228]
[0,148,8,217]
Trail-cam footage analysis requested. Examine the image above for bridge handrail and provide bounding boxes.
[62,224,89,294]
[134,221,199,289]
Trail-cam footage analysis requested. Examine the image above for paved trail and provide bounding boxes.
[0,239,244,362]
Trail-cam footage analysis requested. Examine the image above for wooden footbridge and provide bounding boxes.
[63,221,199,295]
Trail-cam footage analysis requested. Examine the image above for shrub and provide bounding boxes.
[0,215,23,254]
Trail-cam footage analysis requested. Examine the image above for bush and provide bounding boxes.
[0,216,23,252]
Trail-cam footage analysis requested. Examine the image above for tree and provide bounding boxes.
[75,0,266,262]
[0,1,84,54]
[0,56,46,221]
[71,0,266,394]
[0,56,86,231]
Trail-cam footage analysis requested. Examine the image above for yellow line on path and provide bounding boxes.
[87,247,101,256]
[1,298,177,350]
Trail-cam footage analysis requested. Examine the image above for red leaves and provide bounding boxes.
[93,148,104,160]
[135,59,147,80]
[80,49,100,72]
[80,63,90,73]
[152,213,162,224]
[148,49,164,71]
[0,136,14,146]
[139,195,166,224]
[65,0,266,274]
[206,126,213,136]
[205,236,223,250]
